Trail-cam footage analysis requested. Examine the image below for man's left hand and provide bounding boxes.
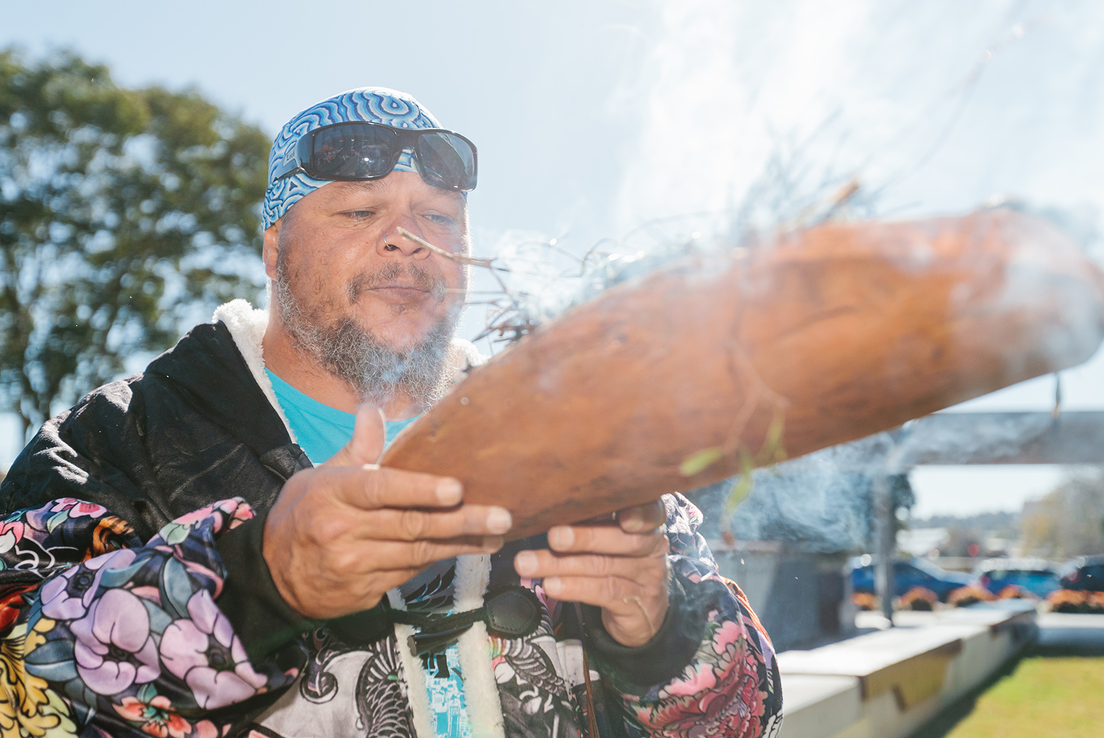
[513,500,670,647]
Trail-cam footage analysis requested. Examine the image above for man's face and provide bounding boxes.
[264,171,470,403]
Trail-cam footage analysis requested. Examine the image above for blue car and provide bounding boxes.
[974,558,1059,598]
[851,556,974,602]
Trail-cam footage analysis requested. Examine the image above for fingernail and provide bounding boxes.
[619,510,640,531]
[483,535,504,551]
[515,551,537,575]
[548,526,574,549]
[621,510,648,532]
[486,508,513,535]
[544,576,562,595]
[437,479,462,505]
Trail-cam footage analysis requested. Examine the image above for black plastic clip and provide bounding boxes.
[393,586,543,658]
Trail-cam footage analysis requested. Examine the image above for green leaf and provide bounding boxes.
[757,408,788,465]
[158,522,190,546]
[143,596,173,635]
[723,450,757,519]
[24,637,79,683]
[158,556,195,620]
[98,558,147,588]
[45,510,69,533]
[136,682,157,704]
[24,637,74,665]
[724,477,753,519]
[679,447,725,477]
[25,656,78,683]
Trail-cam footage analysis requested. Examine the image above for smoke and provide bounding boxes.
[622,0,1104,546]
[686,412,1059,551]
[478,1,1104,336]
[468,1,1104,543]
[617,0,1104,235]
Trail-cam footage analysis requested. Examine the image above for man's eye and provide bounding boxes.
[424,213,454,226]
[347,210,375,219]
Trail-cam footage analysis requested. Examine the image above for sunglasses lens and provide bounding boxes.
[311,124,398,179]
[415,132,477,191]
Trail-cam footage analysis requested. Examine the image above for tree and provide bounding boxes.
[1021,470,1104,560]
[0,49,271,441]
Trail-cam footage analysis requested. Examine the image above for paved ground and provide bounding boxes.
[1032,612,1104,656]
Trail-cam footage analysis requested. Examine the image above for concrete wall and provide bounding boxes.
[711,542,854,651]
[775,603,1036,738]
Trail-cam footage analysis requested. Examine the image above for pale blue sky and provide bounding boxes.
[2,0,655,247]
[4,0,1104,515]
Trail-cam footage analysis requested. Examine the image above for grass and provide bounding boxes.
[942,657,1104,738]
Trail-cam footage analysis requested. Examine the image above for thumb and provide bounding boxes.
[323,405,386,467]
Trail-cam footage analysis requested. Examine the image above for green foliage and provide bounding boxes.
[1021,469,1104,559]
[0,49,270,438]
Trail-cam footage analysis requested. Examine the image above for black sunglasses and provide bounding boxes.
[272,122,478,192]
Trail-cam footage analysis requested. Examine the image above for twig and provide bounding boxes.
[397,227,508,273]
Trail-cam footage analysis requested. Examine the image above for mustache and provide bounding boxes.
[346,262,448,303]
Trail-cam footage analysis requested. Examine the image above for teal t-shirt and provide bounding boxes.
[264,369,470,738]
[265,370,418,463]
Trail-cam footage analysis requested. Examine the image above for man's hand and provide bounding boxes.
[263,406,512,620]
[513,500,670,647]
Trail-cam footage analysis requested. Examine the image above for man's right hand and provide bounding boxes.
[263,406,512,620]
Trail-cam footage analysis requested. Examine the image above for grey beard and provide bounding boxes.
[275,263,458,409]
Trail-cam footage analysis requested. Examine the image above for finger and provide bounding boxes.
[542,575,669,648]
[282,564,445,619]
[575,512,618,526]
[547,525,669,557]
[330,536,508,575]
[514,549,666,580]
[617,499,666,533]
[324,405,386,467]
[322,465,466,510]
[351,504,514,541]
[538,574,650,610]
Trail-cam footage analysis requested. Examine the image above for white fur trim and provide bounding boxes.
[454,554,505,738]
[457,620,505,738]
[387,589,435,738]
[447,337,488,385]
[211,299,295,443]
[389,557,504,738]
[395,626,433,738]
[454,554,491,611]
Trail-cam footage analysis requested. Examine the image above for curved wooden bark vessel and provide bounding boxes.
[382,209,1104,539]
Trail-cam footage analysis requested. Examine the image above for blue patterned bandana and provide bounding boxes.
[262,87,444,230]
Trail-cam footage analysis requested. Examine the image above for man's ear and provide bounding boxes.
[262,220,282,280]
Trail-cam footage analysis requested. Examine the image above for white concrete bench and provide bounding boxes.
[776,603,1036,738]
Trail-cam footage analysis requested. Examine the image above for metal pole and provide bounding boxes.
[873,473,895,625]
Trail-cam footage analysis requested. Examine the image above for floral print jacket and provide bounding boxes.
[0,308,782,738]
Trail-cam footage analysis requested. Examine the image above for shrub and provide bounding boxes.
[948,585,996,608]
[852,591,879,611]
[997,585,1037,600]
[898,586,938,611]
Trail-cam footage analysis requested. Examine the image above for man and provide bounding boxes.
[0,88,782,738]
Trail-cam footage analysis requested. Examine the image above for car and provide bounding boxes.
[850,556,974,601]
[1057,554,1104,592]
[974,558,1060,598]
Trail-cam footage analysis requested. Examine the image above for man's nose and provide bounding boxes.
[378,214,430,260]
